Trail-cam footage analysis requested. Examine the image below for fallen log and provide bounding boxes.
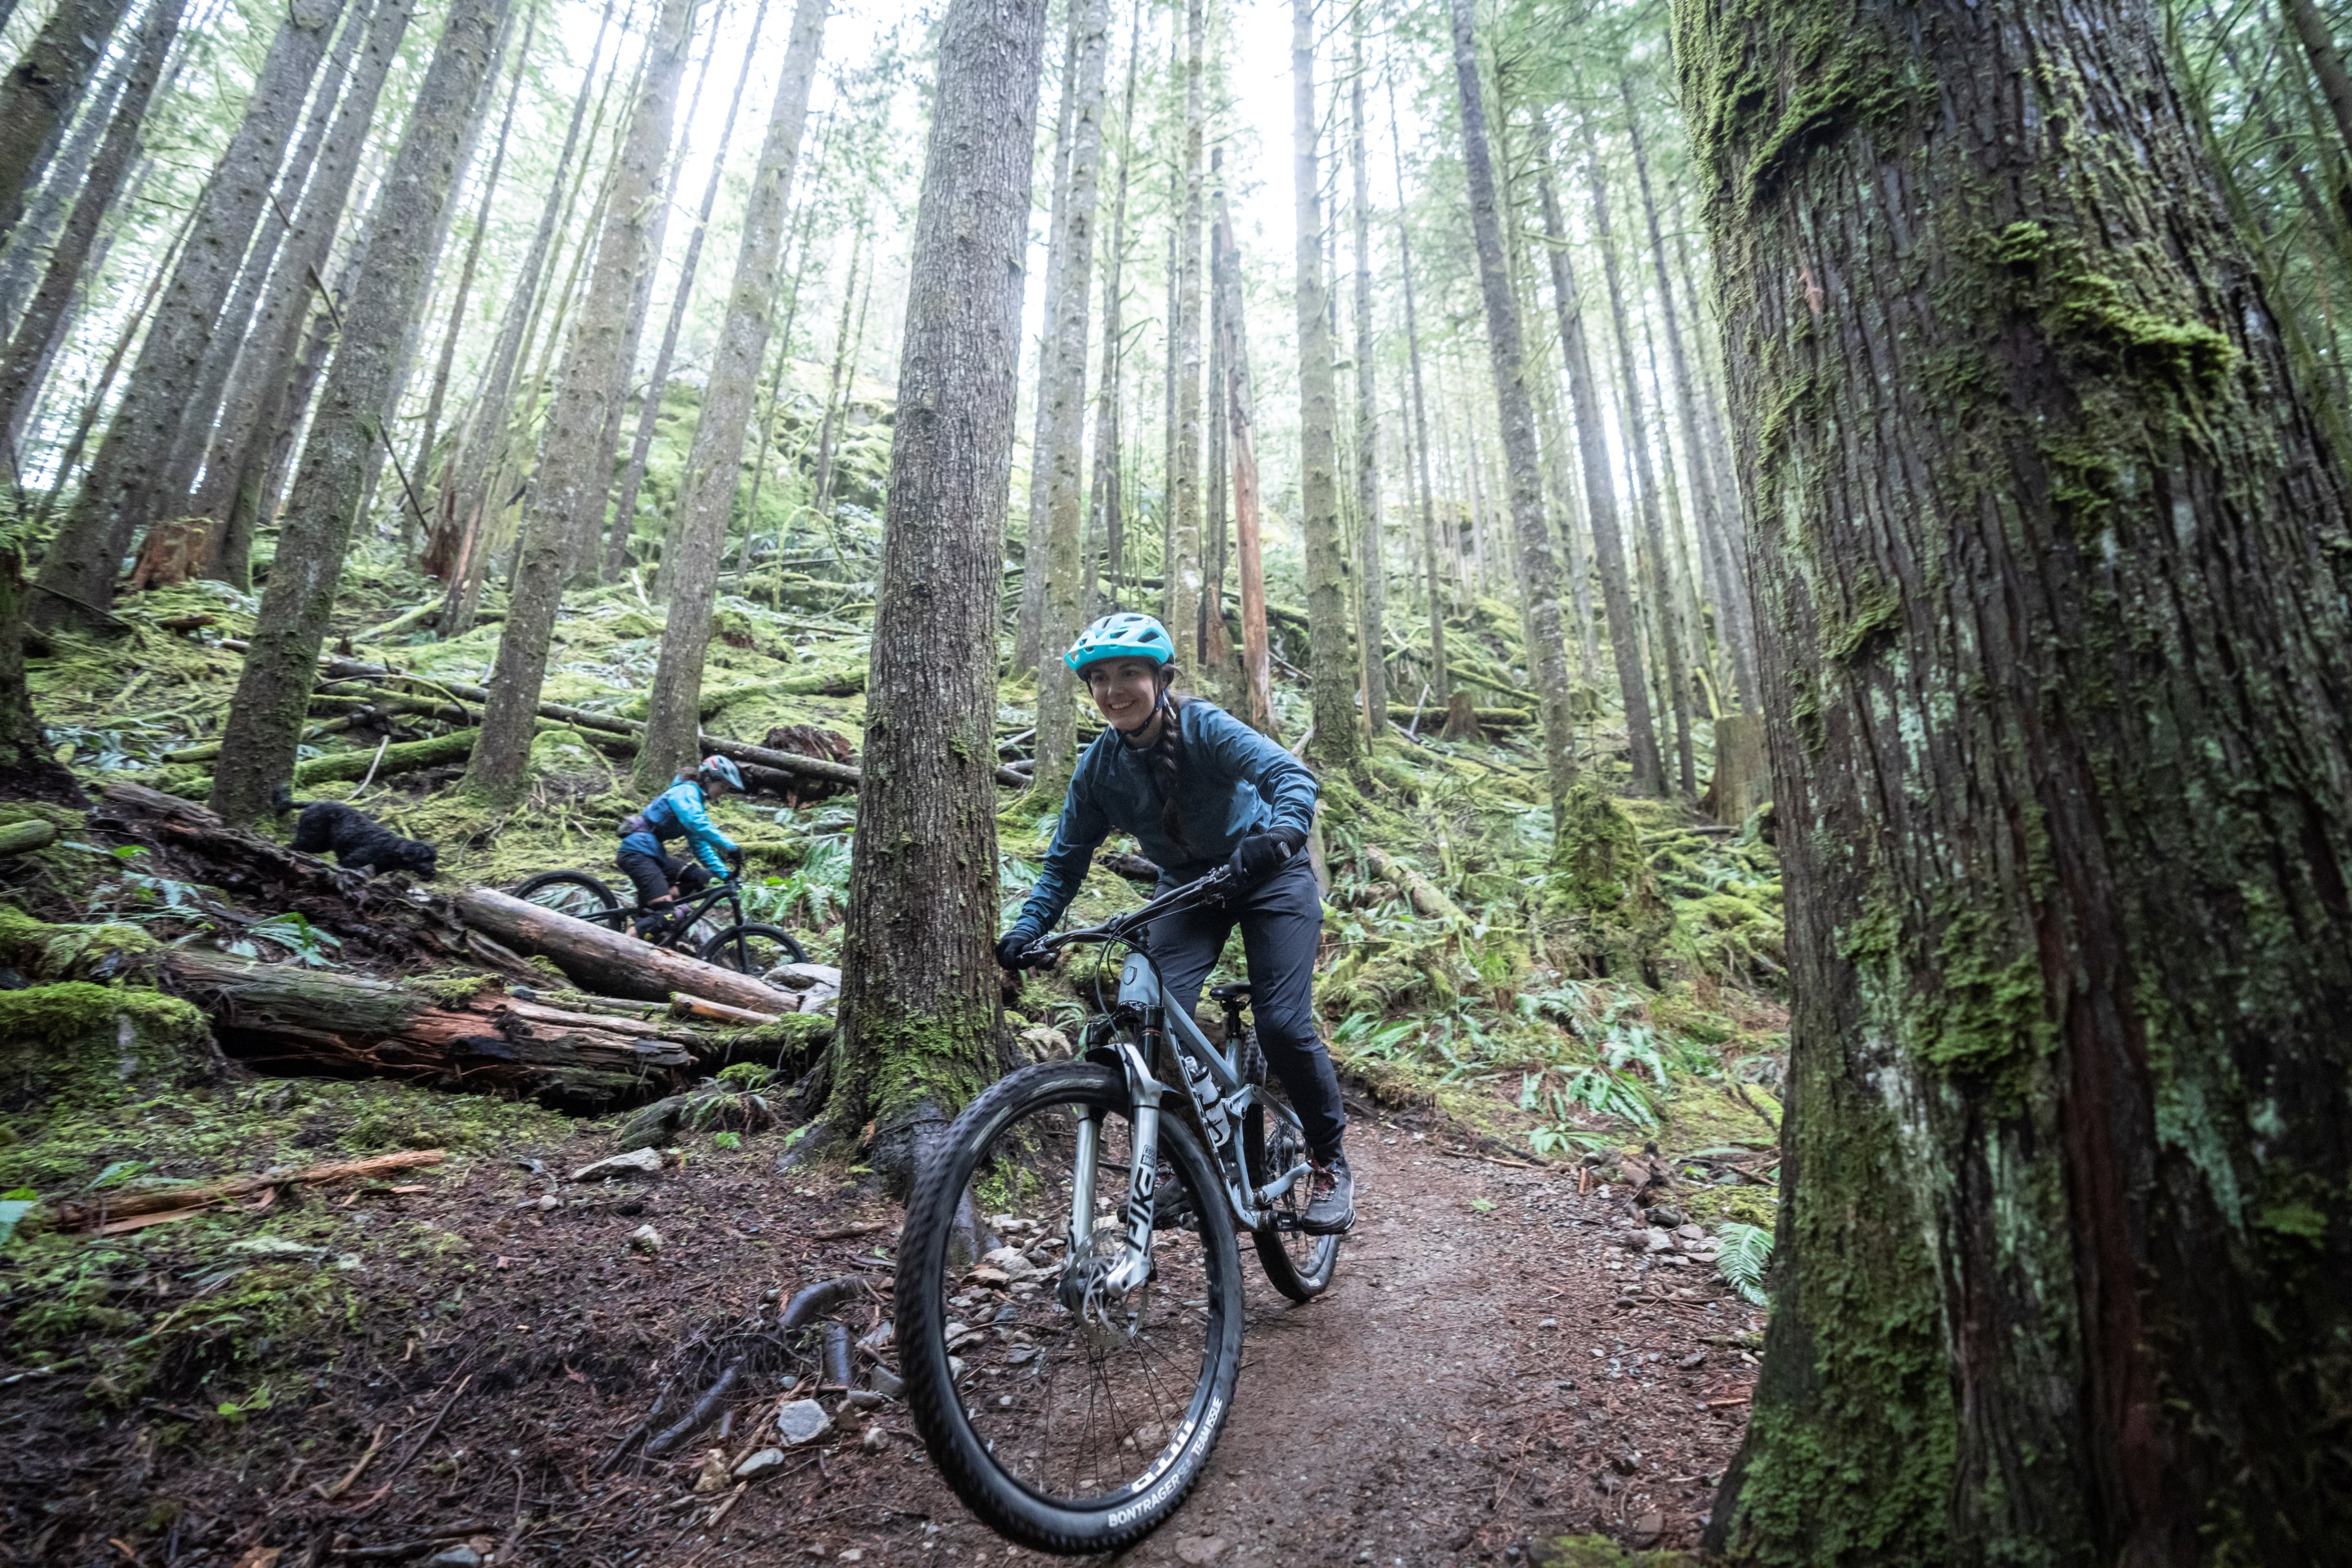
[158,946,698,1108]
[0,819,58,854]
[1391,703,1530,729]
[455,885,798,1014]
[1361,844,1467,924]
[291,727,477,786]
[215,642,1027,791]
[50,1149,448,1232]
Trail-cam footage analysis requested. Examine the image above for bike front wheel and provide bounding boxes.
[896,1060,1244,1555]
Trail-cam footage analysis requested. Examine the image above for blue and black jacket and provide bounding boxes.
[621,780,740,879]
[1007,698,1317,943]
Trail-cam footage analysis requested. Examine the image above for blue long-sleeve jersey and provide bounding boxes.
[1009,698,1318,942]
[621,781,739,878]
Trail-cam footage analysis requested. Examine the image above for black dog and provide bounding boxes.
[272,786,439,879]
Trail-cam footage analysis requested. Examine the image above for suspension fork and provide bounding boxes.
[1065,1018,1167,1297]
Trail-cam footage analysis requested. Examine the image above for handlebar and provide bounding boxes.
[1018,864,1242,965]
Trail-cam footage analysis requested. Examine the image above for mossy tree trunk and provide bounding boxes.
[468,0,696,800]
[634,0,826,795]
[0,0,133,243]
[1677,0,2352,1557]
[1446,0,1579,824]
[1291,0,1357,773]
[1215,181,1275,735]
[1033,0,1110,802]
[0,534,74,798]
[1165,0,1207,684]
[1081,7,1140,626]
[825,0,1046,1192]
[29,0,345,632]
[207,0,511,826]
[1014,5,1079,673]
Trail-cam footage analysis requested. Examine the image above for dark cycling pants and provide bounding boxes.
[617,845,709,909]
[1142,853,1346,1159]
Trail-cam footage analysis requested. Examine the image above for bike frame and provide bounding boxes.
[630,877,744,943]
[1031,870,1314,1298]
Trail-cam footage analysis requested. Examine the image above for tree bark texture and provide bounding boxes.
[1014,6,1080,674]
[0,0,134,240]
[454,888,794,1014]
[1582,118,1695,797]
[608,0,769,584]
[1447,0,1578,822]
[829,0,1045,1191]
[205,0,512,826]
[0,532,75,797]
[468,0,696,800]
[2284,0,2352,178]
[1348,16,1386,737]
[1676,0,2352,1559]
[1081,6,1140,624]
[29,0,345,629]
[187,0,413,592]
[1386,65,1447,705]
[1292,0,1355,772]
[1032,0,1109,803]
[428,0,617,622]
[634,0,826,794]
[0,22,128,341]
[1216,185,1273,734]
[1165,0,1205,679]
[1535,135,1661,794]
[0,0,182,468]
[1622,74,1760,712]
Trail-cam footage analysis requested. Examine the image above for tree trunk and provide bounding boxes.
[1012,7,1079,675]
[188,0,415,591]
[397,0,535,560]
[826,0,1045,1192]
[0,0,134,240]
[1216,180,1273,734]
[1292,0,1356,773]
[429,0,617,626]
[607,0,769,584]
[29,0,345,630]
[1534,127,1660,794]
[1081,4,1140,623]
[0,23,129,341]
[632,0,826,795]
[1704,710,1767,826]
[800,216,866,541]
[155,0,371,532]
[1201,149,1230,697]
[1385,63,1448,706]
[205,0,513,826]
[1624,80,1757,711]
[1677,0,2352,1557]
[0,532,74,799]
[0,0,181,468]
[466,0,696,801]
[1446,0,1579,822]
[1348,13,1386,738]
[1165,0,1205,680]
[1032,0,1109,801]
[2286,0,2352,178]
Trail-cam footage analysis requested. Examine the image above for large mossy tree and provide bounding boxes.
[822,0,1048,1190]
[1677,0,2352,1558]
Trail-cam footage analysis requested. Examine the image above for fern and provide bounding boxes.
[1716,1222,1773,1306]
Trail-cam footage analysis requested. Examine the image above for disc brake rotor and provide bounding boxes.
[1058,1227,1145,1349]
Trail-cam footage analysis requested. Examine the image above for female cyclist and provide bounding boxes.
[996,611,1354,1234]
[617,754,746,938]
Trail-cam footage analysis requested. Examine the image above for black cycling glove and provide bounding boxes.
[1226,826,1305,888]
[995,931,1049,972]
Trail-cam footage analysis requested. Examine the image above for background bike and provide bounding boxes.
[893,863,1340,1555]
[510,866,806,973]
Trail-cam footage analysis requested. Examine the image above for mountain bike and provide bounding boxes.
[510,866,806,973]
[895,862,1340,1555]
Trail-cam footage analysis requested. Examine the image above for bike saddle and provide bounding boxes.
[1208,982,1253,1004]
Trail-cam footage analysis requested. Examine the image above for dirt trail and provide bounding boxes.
[2,1103,1761,1567]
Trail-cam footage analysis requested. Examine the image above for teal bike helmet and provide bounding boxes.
[1065,612,1175,674]
[697,754,745,791]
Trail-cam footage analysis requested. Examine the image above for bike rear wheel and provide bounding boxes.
[1236,1028,1339,1302]
[512,870,624,925]
[897,1060,1244,1554]
[700,921,807,973]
